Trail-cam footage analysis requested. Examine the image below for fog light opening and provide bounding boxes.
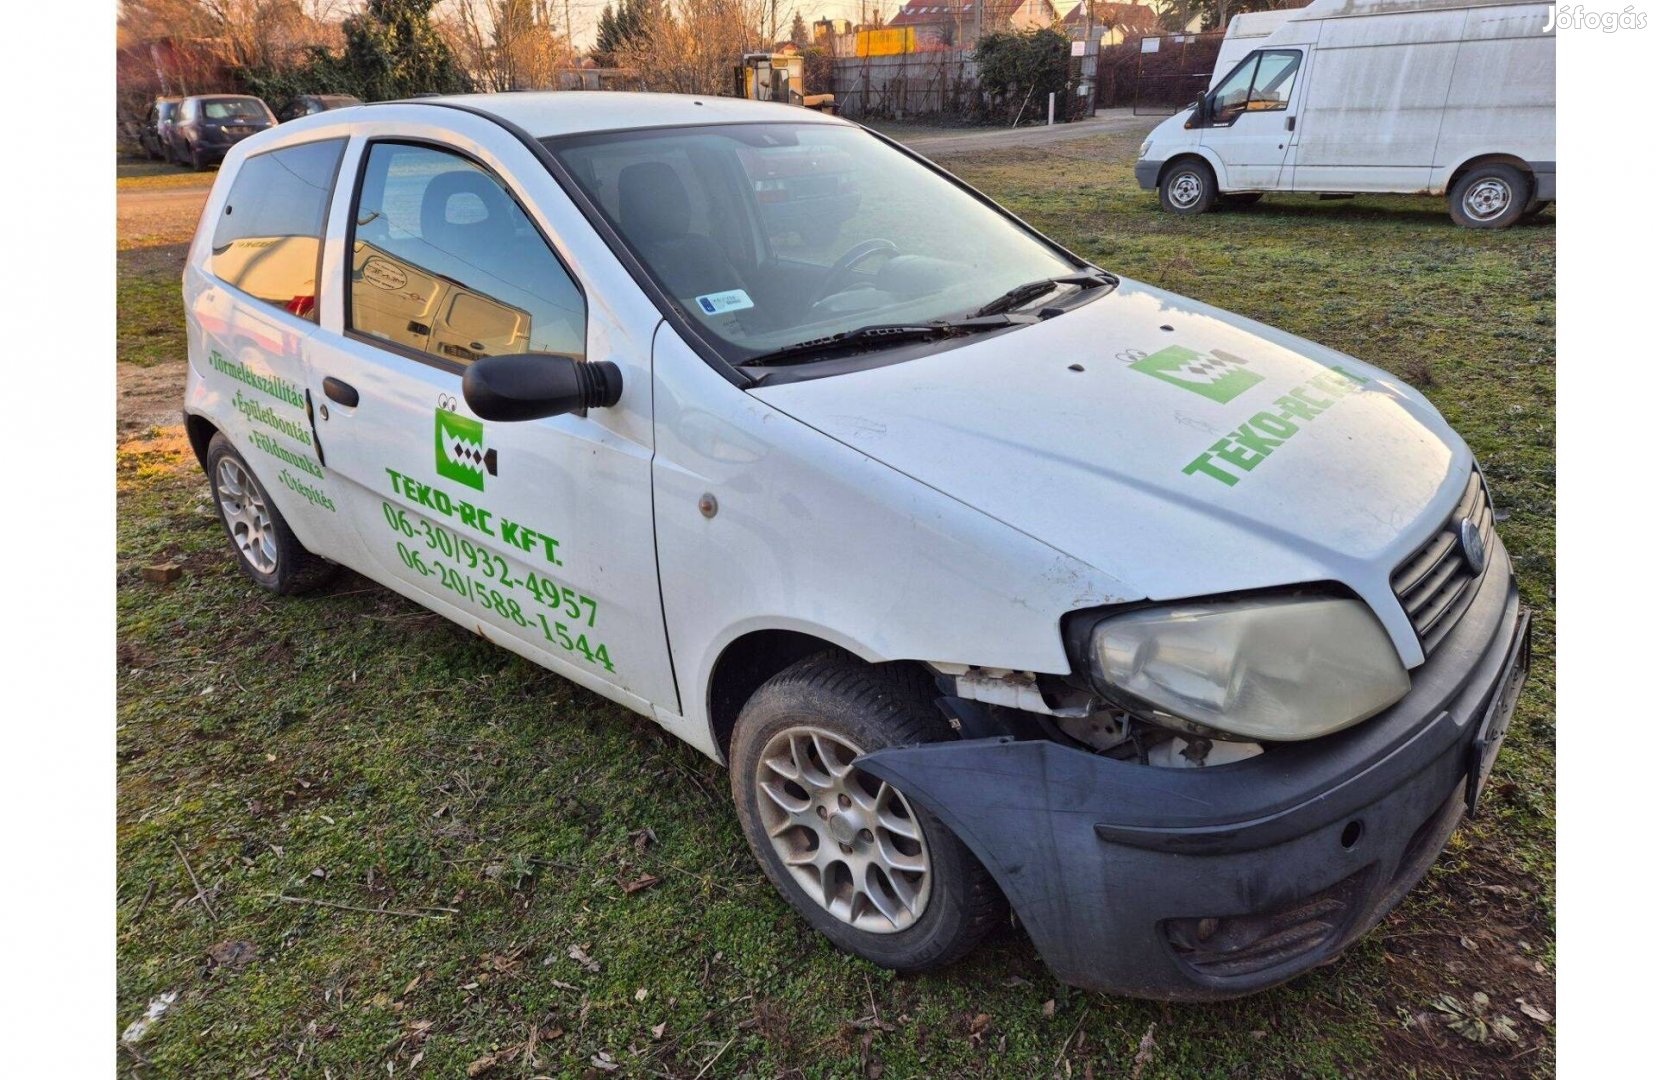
[1340,820,1364,850]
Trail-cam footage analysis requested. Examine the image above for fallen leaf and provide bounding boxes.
[120,990,179,1044]
[634,987,649,1002]
[651,1022,667,1040]
[205,940,257,971]
[568,944,600,973]
[465,1053,498,1077]
[622,874,661,895]
[1129,1022,1157,1080]
[967,1012,991,1046]
[1518,999,1552,1024]
[1042,999,1056,1018]
[590,1051,620,1071]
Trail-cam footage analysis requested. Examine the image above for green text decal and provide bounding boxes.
[1130,345,1264,404]
[1183,365,1370,486]
[435,409,492,491]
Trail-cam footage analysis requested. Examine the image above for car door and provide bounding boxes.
[1202,49,1303,190]
[304,130,679,713]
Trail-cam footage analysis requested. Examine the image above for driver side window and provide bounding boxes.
[1211,56,1260,125]
[347,142,586,368]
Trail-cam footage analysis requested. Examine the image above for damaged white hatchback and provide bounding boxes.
[183,92,1529,1000]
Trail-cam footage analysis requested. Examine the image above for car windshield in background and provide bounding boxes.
[546,123,1085,366]
[204,98,267,120]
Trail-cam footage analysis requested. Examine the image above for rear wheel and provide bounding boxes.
[1159,158,1217,215]
[206,433,336,594]
[730,652,1005,973]
[189,141,207,171]
[1448,163,1530,229]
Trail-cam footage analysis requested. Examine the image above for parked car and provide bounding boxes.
[183,92,1529,1000]
[1137,0,1555,227]
[167,94,277,170]
[138,97,180,161]
[279,94,363,122]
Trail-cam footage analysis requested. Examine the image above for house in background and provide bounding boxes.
[1057,2,1162,44]
[886,1,1063,50]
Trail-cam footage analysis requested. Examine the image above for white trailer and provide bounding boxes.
[1137,0,1554,227]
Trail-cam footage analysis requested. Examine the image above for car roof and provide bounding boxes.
[401,91,849,139]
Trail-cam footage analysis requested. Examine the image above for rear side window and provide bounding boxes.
[347,142,585,366]
[210,138,345,319]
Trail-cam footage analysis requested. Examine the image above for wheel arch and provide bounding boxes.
[1159,150,1228,191]
[1445,152,1534,193]
[185,411,220,472]
[705,626,940,762]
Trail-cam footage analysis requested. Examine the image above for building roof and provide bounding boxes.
[1059,2,1160,31]
[887,3,977,27]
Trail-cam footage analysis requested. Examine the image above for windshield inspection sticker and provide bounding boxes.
[1130,345,1263,404]
[1183,365,1370,487]
[695,289,755,315]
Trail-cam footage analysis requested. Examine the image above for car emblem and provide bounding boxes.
[1458,517,1487,575]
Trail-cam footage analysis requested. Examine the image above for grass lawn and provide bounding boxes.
[117,155,217,189]
[116,130,1554,1077]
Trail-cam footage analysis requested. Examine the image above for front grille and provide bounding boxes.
[1390,470,1495,656]
[1164,870,1369,979]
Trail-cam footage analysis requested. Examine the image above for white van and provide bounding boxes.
[184,91,1529,1000]
[1137,0,1555,227]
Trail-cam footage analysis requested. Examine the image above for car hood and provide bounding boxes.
[750,277,1473,666]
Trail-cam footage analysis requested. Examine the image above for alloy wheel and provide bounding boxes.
[215,457,278,575]
[754,725,932,934]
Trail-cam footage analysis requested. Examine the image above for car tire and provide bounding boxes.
[1159,158,1217,215]
[190,142,207,171]
[205,433,336,595]
[1448,163,1530,229]
[729,651,1006,974]
[1220,192,1263,209]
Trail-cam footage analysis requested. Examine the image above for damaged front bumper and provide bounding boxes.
[857,541,1530,1000]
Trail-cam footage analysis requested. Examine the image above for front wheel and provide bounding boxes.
[206,433,336,594]
[730,652,1005,973]
[1159,159,1217,215]
[1448,163,1530,228]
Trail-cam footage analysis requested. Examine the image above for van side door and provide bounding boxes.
[1201,49,1303,191]
[303,130,679,714]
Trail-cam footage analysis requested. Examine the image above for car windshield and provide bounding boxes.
[546,122,1080,364]
[203,98,266,120]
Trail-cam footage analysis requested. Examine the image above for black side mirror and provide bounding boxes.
[462,353,623,422]
[1186,94,1208,128]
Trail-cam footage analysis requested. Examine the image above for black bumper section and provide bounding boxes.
[1134,158,1163,191]
[857,542,1529,1000]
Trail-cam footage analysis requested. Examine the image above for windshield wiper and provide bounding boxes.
[971,269,1118,318]
[741,316,1019,368]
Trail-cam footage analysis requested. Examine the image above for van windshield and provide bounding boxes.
[546,123,1084,366]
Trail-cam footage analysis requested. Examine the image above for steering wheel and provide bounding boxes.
[810,238,899,308]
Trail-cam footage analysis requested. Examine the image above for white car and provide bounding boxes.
[183,91,1529,1000]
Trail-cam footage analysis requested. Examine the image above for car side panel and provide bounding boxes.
[650,328,1136,762]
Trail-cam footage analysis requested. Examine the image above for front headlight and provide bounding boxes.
[1089,595,1410,742]
[1137,137,1152,159]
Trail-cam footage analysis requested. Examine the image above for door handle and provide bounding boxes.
[323,377,359,407]
[1286,115,1296,132]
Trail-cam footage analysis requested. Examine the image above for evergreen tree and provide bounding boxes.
[790,11,810,49]
[337,0,474,100]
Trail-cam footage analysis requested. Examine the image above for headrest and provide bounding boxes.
[618,161,691,244]
[420,170,515,253]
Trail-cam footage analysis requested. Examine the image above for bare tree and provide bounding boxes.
[447,0,576,90]
[616,0,770,96]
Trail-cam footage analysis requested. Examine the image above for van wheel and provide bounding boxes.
[1220,192,1263,209]
[1160,159,1217,215]
[729,652,1005,973]
[206,434,336,594]
[1449,163,1530,228]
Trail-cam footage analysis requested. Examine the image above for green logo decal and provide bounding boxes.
[435,409,492,491]
[1130,345,1264,404]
